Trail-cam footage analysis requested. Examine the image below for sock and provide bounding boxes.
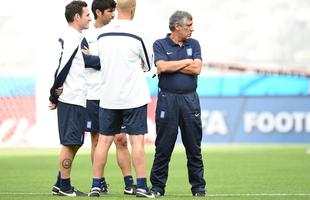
[101,177,107,187]
[54,171,61,188]
[136,177,147,189]
[92,178,103,188]
[124,175,134,188]
[60,178,71,192]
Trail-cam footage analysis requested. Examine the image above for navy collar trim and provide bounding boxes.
[165,33,190,47]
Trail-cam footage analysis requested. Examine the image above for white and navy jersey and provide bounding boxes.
[83,24,102,100]
[54,26,87,107]
[97,19,153,109]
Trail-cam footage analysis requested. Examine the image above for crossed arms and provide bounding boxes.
[156,58,202,75]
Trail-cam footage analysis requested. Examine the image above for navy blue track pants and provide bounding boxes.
[150,91,206,194]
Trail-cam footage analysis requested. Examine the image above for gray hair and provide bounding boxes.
[169,10,192,31]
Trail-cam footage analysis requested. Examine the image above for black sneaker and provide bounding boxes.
[124,185,137,195]
[52,185,60,195]
[100,184,109,195]
[136,187,155,198]
[193,191,207,197]
[59,187,87,197]
[88,187,101,197]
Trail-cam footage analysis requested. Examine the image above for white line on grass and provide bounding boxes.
[208,193,310,197]
[1,192,310,197]
[0,192,50,195]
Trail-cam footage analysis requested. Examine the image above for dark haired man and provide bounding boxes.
[49,0,91,197]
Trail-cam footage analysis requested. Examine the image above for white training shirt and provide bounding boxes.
[97,19,153,109]
[57,26,87,107]
[83,23,102,100]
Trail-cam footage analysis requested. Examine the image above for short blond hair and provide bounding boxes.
[116,0,136,11]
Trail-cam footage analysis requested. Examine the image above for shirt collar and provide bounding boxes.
[68,26,84,41]
[165,33,190,47]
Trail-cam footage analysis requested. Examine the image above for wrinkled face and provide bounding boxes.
[98,8,115,25]
[175,19,194,41]
[177,19,194,40]
[79,7,91,30]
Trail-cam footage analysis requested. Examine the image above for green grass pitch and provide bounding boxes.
[0,144,310,200]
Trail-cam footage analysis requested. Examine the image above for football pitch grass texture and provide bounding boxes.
[0,144,309,200]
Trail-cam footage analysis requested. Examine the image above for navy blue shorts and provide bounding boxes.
[57,101,86,145]
[85,100,100,132]
[99,104,148,136]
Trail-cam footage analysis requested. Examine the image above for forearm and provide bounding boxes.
[157,59,192,73]
[180,59,202,75]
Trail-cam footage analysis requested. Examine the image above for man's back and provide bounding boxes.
[97,19,153,109]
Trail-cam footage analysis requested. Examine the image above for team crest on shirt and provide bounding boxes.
[186,48,193,56]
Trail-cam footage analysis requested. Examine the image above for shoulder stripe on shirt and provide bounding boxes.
[49,39,79,104]
[97,32,151,71]
[54,38,64,80]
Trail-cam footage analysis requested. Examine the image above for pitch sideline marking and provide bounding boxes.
[0,192,310,196]
[209,193,310,197]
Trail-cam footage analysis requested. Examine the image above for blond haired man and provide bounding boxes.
[88,0,154,198]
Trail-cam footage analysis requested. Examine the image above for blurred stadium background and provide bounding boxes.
[1,0,310,147]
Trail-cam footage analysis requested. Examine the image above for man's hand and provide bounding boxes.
[55,86,63,96]
[140,59,145,68]
[81,47,90,55]
[49,102,57,110]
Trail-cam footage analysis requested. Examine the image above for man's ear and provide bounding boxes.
[95,9,102,18]
[74,13,81,21]
[175,23,181,31]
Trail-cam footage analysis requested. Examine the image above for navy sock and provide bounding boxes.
[92,178,103,188]
[101,177,107,187]
[124,175,134,187]
[55,171,61,188]
[60,178,71,192]
[136,177,147,189]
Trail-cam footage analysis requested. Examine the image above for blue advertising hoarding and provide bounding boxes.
[147,74,310,143]
[197,96,310,143]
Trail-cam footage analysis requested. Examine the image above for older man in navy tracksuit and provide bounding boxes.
[150,10,206,197]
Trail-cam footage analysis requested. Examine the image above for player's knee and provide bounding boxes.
[114,134,128,148]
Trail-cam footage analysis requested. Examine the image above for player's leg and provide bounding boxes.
[52,145,80,196]
[85,100,100,165]
[129,134,146,177]
[53,102,87,196]
[90,132,109,194]
[58,145,81,194]
[129,134,156,198]
[90,132,98,164]
[89,108,121,197]
[114,133,131,176]
[179,92,206,196]
[114,133,136,195]
[124,105,154,198]
[150,91,179,197]
[86,100,109,194]
[89,134,114,197]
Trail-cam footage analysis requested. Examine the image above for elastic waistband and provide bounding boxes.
[160,88,196,94]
